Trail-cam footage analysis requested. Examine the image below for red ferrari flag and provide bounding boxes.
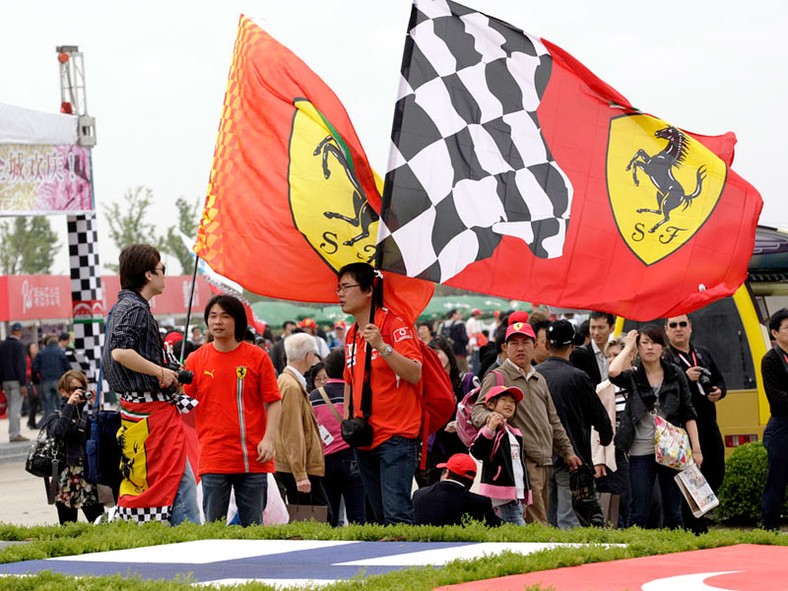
[378,0,763,320]
[195,15,432,323]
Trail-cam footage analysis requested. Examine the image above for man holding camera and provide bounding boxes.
[184,294,282,526]
[103,243,200,525]
[665,313,726,534]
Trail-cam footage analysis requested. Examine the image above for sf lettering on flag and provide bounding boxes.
[378,0,762,320]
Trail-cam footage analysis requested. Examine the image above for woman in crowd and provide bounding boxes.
[25,341,41,430]
[47,369,104,524]
[308,349,365,526]
[420,336,479,485]
[608,325,700,529]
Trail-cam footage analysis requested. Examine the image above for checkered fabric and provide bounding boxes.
[67,213,104,387]
[115,504,172,524]
[379,0,573,282]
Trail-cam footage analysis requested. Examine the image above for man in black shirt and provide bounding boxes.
[537,320,612,529]
[664,313,726,534]
[413,453,500,526]
[103,243,199,525]
[760,308,788,530]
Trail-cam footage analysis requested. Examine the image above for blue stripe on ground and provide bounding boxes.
[0,541,472,584]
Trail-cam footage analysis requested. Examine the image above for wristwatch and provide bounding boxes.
[380,344,393,358]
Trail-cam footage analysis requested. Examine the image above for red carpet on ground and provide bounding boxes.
[437,544,786,591]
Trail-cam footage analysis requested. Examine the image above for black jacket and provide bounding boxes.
[569,344,602,385]
[762,346,788,418]
[536,356,612,466]
[612,360,697,452]
[413,479,501,526]
[47,399,90,468]
[665,344,726,427]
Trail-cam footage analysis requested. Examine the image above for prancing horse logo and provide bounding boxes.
[288,99,380,272]
[607,114,726,265]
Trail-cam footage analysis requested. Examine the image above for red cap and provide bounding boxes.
[505,321,536,342]
[472,308,481,316]
[484,384,524,405]
[334,321,347,330]
[437,453,478,478]
[508,310,530,325]
[299,318,316,329]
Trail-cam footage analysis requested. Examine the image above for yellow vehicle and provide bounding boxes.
[621,225,788,454]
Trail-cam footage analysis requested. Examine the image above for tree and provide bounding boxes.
[102,186,162,271]
[162,196,201,275]
[0,216,59,274]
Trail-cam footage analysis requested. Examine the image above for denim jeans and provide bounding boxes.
[323,448,366,526]
[628,454,683,529]
[495,500,526,525]
[3,381,23,440]
[202,472,268,526]
[595,448,630,528]
[762,416,788,530]
[355,436,418,525]
[548,464,580,529]
[171,461,201,526]
[40,380,59,418]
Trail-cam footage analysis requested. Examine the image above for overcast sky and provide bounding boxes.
[2,0,785,275]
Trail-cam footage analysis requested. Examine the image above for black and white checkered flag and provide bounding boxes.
[378,0,572,283]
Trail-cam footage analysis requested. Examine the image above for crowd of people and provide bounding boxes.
[4,242,788,532]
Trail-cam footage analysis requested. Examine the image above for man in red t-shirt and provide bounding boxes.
[338,263,422,524]
[184,294,282,526]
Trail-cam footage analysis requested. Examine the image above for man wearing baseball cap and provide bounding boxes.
[1,322,29,442]
[536,320,612,528]
[471,320,580,525]
[413,453,501,526]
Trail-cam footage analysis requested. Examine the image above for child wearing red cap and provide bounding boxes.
[471,385,531,525]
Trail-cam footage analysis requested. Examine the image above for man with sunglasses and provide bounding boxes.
[103,243,200,525]
[664,313,726,534]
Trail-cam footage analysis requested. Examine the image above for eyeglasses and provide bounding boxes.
[335,283,361,295]
[152,265,166,275]
[667,321,689,329]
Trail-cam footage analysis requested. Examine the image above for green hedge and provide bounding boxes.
[716,441,788,525]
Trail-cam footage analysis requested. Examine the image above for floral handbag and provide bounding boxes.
[654,414,693,470]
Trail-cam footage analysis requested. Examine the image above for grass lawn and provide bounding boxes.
[0,520,785,590]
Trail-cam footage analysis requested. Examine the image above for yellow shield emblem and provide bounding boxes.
[607,114,727,265]
[236,366,247,380]
[288,99,380,271]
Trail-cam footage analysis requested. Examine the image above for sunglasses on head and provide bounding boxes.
[668,321,689,329]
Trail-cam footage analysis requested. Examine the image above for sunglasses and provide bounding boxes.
[668,321,689,329]
[67,385,85,392]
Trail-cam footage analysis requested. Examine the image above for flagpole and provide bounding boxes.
[180,255,200,364]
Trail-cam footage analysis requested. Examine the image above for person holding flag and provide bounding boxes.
[339,263,422,525]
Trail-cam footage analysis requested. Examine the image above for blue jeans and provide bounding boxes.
[628,454,683,529]
[548,464,580,529]
[40,380,59,418]
[323,448,366,526]
[355,436,418,525]
[495,500,526,525]
[171,461,200,526]
[762,416,788,530]
[202,472,268,526]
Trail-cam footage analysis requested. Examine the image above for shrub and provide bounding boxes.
[715,441,788,525]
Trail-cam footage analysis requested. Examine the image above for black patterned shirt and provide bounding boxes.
[103,289,164,394]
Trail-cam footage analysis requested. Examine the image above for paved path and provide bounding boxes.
[0,417,62,527]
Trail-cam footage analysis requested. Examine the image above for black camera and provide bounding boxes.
[162,363,194,394]
[74,389,94,403]
[697,367,713,391]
